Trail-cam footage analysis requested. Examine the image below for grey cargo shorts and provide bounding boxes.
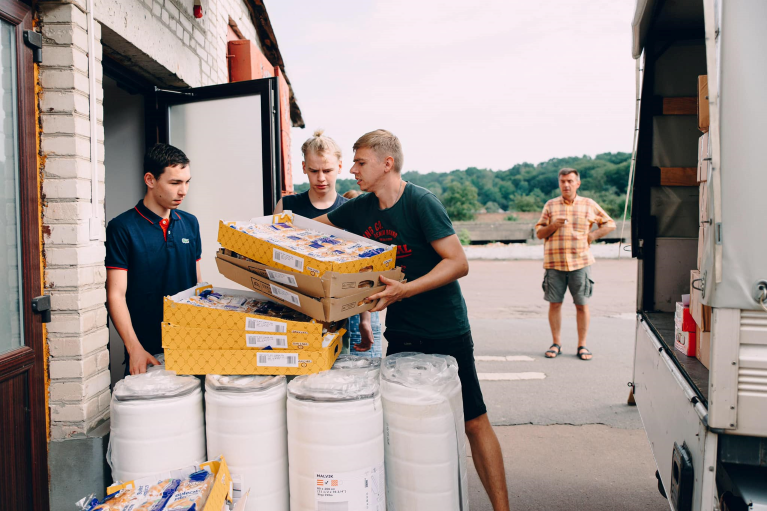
[542,265,594,305]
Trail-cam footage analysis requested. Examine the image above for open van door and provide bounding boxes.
[150,78,282,286]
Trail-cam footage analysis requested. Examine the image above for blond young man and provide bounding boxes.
[535,168,616,361]
[315,129,510,511]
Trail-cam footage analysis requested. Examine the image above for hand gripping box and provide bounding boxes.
[164,330,343,376]
[164,284,323,337]
[106,457,232,511]
[216,253,404,322]
[217,211,397,278]
[218,249,401,299]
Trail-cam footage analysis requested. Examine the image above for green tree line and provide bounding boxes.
[294,152,631,221]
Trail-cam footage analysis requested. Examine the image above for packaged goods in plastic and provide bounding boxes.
[205,375,289,511]
[217,212,396,277]
[104,458,232,511]
[287,369,385,511]
[380,353,469,510]
[108,371,206,482]
[332,354,382,371]
[82,478,179,510]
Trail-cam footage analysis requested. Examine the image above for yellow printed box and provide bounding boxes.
[162,323,344,351]
[217,211,397,277]
[165,332,343,376]
[164,283,323,335]
[107,457,232,511]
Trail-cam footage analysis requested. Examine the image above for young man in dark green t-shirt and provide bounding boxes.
[316,129,510,511]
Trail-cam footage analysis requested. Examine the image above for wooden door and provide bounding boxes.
[0,1,49,510]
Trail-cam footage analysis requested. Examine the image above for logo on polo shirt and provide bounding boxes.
[182,238,190,244]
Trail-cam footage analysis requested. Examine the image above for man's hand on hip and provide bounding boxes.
[129,347,161,375]
[367,276,410,312]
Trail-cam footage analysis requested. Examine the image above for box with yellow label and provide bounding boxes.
[106,457,232,511]
[216,254,404,322]
[217,211,397,277]
[164,330,343,375]
[164,283,323,335]
[162,322,343,351]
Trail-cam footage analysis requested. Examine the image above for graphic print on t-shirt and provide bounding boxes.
[363,221,411,270]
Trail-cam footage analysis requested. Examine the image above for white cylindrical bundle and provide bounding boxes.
[205,375,289,511]
[287,369,385,511]
[380,353,469,511]
[332,354,382,371]
[109,370,206,483]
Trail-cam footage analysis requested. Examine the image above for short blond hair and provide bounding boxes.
[352,129,404,173]
[301,129,342,161]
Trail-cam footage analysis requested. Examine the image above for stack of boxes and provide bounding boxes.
[689,75,712,369]
[162,212,401,376]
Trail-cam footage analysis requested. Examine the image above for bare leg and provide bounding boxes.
[465,414,510,511]
[575,304,591,359]
[546,302,563,357]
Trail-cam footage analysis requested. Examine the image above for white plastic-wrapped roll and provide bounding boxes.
[109,370,205,482]
[287,369,385,511]
[380,353,469,510]
[205,375,288,511]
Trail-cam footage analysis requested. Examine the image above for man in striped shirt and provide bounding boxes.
[534,168,616,361]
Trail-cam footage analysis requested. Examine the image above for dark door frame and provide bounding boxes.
[0,0,49,510]
[151,78,283,214]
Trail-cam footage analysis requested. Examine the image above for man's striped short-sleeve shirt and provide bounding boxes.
[535,195,616,271]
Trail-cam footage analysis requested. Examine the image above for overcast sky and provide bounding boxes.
[266,0,637,184]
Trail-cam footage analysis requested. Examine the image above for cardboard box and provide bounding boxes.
[697,225,707,270]
[675,302,696,332]
[216,255,403,322]
[217,212,397,278]
[690,270,712,332]
[697,132,709,182]
[164,333,342,376]
[162,323,344,351]
[674,329,697,357]
[107,457,232,511]
[698,75,709,133]
[219,249,402,299]
[164,284,323,335]
[696,325,711,369]
[699,183,708,224]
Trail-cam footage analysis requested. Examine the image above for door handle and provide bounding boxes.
[31,295,51,323]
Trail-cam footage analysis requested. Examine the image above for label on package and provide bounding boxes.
[266,269,298,287]
[270,284,301,306]
[273,249,304,272]
[246,334,288,349]
[245,317,287,333]
[315,464,385,511]
[257,352,299,368]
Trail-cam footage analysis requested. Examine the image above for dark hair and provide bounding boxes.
[144,143,190,180]
[558,168,579,180]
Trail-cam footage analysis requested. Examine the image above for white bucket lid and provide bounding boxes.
[205,374,285,393]
[288,368,379,402]
[113,370,200,401]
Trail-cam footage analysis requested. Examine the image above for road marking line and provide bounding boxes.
[477,372,546,381]
[475,355,535,362]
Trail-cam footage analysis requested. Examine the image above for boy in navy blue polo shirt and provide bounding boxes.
[106,144,201,375]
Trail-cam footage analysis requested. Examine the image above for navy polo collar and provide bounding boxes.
[134,199,182,225]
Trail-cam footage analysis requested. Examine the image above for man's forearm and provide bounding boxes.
[536,224,557,239]
[402,256,468,299]
[590,223,616,242]
[107,297,142,354]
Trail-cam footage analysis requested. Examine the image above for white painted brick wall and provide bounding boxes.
[41,0,269,441]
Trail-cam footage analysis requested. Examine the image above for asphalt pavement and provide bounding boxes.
[456,259,669,510]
